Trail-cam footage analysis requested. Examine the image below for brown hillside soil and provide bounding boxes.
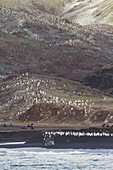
[0,74,113,126]
[0,6,113,88]
[18,102,113,125]
[0,2,113,126]
[18,103,87,123]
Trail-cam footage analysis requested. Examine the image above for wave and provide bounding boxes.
[0,148,113,169]
[0,142,26,146]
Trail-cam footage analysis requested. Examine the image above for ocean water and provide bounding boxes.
[0,147,113,170]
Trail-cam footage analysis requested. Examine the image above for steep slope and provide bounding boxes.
[1,73,113,125]
[0,0,113,25]
[0,0,69,14]
[61,0,113,25]
[0,0,113,126]
[0,4,113,87]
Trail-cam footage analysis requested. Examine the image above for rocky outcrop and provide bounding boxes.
[87,67,113,91]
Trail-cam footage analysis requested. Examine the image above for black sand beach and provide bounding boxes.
[1,125,113,149]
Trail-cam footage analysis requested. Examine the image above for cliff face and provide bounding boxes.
[0,0,113,125]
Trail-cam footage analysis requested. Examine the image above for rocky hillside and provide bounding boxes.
[0,2,113,87]
[61,0,113,25]
[0,0,113,126]
[0,0,113,25]
[1,73,113,125]
[0,0,69,14]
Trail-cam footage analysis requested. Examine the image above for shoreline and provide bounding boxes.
[1,126,113,149]
[1,136,113,149]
